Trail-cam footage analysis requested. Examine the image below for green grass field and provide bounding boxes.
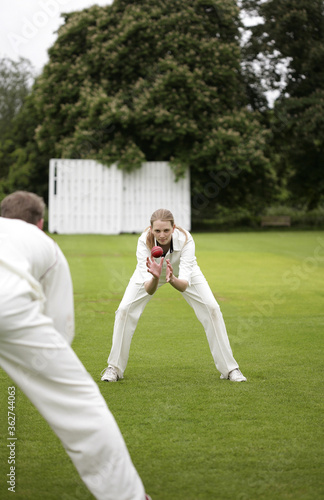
[1,231,323,500]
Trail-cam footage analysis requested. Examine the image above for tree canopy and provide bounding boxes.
[2,0,323,214]
[242,0,324,209]
[0,57,35,196]
[2,0,274,212]
[0,57,34,138]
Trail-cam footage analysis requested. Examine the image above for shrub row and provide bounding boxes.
[191,206,324,232]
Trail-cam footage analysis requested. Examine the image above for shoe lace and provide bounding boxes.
[101,366,118,376]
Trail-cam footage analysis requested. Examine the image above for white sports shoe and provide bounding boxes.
[101,366,119,382]
[220,368,247,382]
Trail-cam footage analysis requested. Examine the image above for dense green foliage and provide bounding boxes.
[1,231,323,499]
[0,0,274,212]
[0,58,33,139]
[242,0,324,209]
[0,58,35,196]
[0,0,323,216]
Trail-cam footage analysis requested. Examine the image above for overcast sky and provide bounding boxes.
[0,0,113,74]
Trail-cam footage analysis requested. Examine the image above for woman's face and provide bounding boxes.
[151,220,175,246]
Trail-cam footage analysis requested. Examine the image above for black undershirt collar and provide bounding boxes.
[157,237,173,257]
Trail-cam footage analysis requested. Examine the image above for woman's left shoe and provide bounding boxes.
[220,368,247,382]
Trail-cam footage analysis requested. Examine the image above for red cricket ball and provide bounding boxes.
[151,246,163,258]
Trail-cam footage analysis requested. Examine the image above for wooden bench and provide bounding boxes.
[261,216,291,227]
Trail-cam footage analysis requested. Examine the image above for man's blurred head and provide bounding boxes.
[1,191,46,229]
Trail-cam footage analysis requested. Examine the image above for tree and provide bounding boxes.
[241,0,324,209]
[1,94,49,199]
[0,57,35,193]
[5,0,276,213]
[0,57,34,138]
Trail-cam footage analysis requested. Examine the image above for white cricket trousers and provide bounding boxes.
[108,274,239,378]
[0,269,146,500]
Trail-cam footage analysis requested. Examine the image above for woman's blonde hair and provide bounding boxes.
[146,208,188,249]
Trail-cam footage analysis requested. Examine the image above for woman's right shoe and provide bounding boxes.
[100,365,119,382]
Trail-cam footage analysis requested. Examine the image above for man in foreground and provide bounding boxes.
[0,192,150,500]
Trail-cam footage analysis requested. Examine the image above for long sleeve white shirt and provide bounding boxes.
[133,227,203,286]
[0,217,74,343]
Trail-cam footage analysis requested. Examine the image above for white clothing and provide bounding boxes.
[134,226,201,285]
[0,218,145,500]
[108,228,239,378]
[0,217,74,343]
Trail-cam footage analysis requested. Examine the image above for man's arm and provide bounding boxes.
[41,244,75,344]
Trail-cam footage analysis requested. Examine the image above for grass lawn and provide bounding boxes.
[0,231,323,500]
